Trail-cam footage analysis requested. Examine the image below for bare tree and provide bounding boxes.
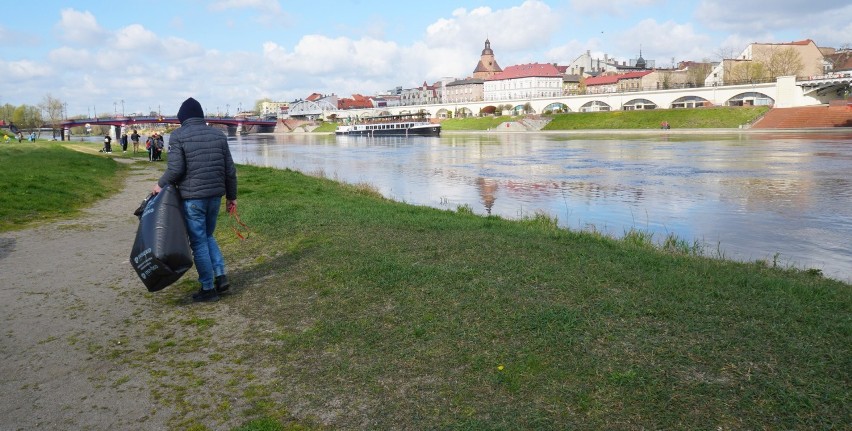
[578,76,587,95]
[686,61,713,87]
[762,47,804,79]
[713,46,741,81]
[660,70,672,89]
[40,94,64,138]
[1,103,15,124]
[728,61,767,83]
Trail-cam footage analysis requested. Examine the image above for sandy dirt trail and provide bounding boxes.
[0,160,174,430]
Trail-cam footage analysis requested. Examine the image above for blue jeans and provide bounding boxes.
[183,197,226,291]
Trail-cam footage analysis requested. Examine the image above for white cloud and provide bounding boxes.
[616,19,714,64]
[113,24,160,51]
[208,0,290,26]
[544,40,592,65]
[55,9,107,45]
[47,47,93,69]
[0,25,41,48]
[696,0,852,47]
[0,60,53,80]
[209,0,282,13]
[426,1,561,54]
[263,35,400,78]
[570,0,665,17]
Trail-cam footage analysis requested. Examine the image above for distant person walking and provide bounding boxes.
[131,129,140,153]
[145,136,152,161]
[120,132,128,153]
[102,134,112,153]
[152,97,238,302]
[154,133,165,160]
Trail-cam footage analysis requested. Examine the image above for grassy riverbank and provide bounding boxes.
[543,106,770,129]
[4,144,849,430]
[0,142,127,231]
[439,106,770,131]
[216,164,848,430]
[316,106,768,132]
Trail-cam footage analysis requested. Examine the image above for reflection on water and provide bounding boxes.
[229,131,852,282]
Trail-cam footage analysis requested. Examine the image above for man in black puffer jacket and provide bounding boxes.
[153,97,238,302]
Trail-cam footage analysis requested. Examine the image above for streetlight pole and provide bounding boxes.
[121,99,124,116]
[113,101,117,116]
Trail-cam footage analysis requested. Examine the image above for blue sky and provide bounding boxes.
[1,0,849,117]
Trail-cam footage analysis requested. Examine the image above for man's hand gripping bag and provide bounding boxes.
[130,185,193,292]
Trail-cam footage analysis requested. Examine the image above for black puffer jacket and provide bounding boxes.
[158,117,237,200]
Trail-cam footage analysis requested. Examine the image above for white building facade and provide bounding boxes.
[484,63,564,102]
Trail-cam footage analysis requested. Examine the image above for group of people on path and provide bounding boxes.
[145,132,165,161]
[2,124,36,143]
[101,129,164,160]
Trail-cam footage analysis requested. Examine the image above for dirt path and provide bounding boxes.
[0,159,174,430]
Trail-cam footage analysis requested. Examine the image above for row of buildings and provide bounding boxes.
[262,39,851,117]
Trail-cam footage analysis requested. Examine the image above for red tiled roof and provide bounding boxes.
[786,39,815,46]
[584,75,619,86]
[757,39,815,46]
[337,94,374,109]
[584,71,652,86]
[488,63,562,80]
[617,71,653,79]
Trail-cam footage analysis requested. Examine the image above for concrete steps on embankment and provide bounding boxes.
[495,116,553,131]
[751,105,852,129]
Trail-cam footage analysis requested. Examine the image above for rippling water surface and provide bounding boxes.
[226,131,852,282]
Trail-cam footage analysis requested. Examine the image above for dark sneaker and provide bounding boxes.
[192,288,219,302]
[215,275,230,293]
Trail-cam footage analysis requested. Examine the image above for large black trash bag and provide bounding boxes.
[130,184,193,292]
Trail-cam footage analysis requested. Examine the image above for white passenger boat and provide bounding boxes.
[335,113,441,137]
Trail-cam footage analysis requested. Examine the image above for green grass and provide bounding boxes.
[437,107,770,130]
[311,122,337,133]
[543,106,770,130]
[441,115,522,130]
[218,164,850,430]
[3,144,849,430]
[0,141,127,231]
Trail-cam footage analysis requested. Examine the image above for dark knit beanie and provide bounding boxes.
[177,97,204,123]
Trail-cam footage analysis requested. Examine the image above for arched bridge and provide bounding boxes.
[60,115,277,139]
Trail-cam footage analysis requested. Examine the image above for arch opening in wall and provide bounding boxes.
[726,92,774,107]
[454,107,474,118]
[544,102,571,114]
[512,104,536,115]
[670,96,710,109]
[580,101,611,112]
[436,108,451,119]
[623,98,657,110]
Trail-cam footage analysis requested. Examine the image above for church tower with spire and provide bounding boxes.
[472,38,502,79]
[635,46,647,70]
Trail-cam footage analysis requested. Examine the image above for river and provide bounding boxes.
[220,130,851,283]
